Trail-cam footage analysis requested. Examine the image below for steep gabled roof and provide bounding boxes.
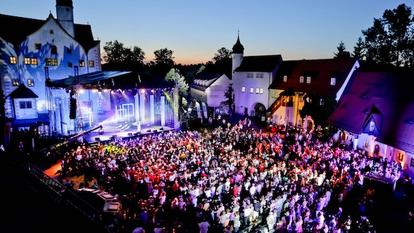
[191,73,224,91]
[9,84,38,98]
[234,55,282,72]
[0,13,98,51]
[270,58,357,96]
[329,69,414,153]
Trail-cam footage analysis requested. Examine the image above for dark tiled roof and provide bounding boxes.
[270,58,357,96]
[9,85,38,98]
[0,13,98,51]
[329,70,414,153]
[234,55,282,72]
[57,0,73,7]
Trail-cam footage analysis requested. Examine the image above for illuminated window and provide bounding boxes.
[259,88,264,94]
[30,58,38,65]
[12,79,19,86]
[27,79,34,87]
[283,75,288,82]
[299,76,304,83]
[79,60,85,67]
[249,88,254,93]
[330,77,336,86]
[51,46,57,55]
[320,98,324,105]
[256,88,260,94]
[45,58,58,66]
[24,57,31,65]
[306,76,311,84]
[241,87,246,92]
[88,60,95,67]
[9,56,17,64]
[19,101,32,109]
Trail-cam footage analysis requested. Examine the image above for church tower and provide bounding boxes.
[232,33,244,74]
[56,0,74,37]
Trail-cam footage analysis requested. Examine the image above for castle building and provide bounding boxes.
[0,0,101,135]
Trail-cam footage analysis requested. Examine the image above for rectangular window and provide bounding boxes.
[45,58,58,66]
[241,87,246,92]
[19,101,32,109]
[68,62,73,68]
[49,29,54,34]
[30,58,38,65]
[88,60,95,67]
[27,79,34,87]
[320,98,324,106]
[247,73,253,78]
[35,43,41,50]
[9,56,17,64]
[12,79,19,86]
[24,57,31,65]
[51,46,57,55]
[299,76,304,83]
[249,88,254,93]
[79,60,85,67]
[256,73,263,78]
[255,88,260,94]
[259,88,264,94]
[306,76,311,84]
[330,77,336,86]
[283,75,288,82]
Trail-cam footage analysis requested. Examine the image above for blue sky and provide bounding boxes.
[1,0,412,64]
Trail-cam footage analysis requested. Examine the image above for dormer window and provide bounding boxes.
[9,56,17,64]
[12,79,19,86]
[283,75,288,82]
[330,77,336,86]
[299,76,304,83]
[306,76,311,84]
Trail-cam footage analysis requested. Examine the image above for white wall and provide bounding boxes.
[206,75,231,107]
[233,71,272,115]
[13,98,38,120]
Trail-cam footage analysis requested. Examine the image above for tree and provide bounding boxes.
[212,47,231,63]
[353,37,365,60]
[165,68,189,96]
[221,84,235,115]
[360,4,414,67]
[103,40,145,70]
[154,48,174,67]
[334,41,351,58]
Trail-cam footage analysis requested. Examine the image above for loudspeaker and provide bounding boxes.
[69,98,77,119]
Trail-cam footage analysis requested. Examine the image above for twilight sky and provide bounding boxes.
[1,0,412,64]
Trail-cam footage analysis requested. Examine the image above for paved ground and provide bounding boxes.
[0,153,105,233]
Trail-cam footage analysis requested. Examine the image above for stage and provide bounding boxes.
[83,124,174,143]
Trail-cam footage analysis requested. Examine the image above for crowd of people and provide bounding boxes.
[57,119,405,233]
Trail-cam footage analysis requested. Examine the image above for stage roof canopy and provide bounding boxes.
[46,71,131,88]
[46,71,174,89]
